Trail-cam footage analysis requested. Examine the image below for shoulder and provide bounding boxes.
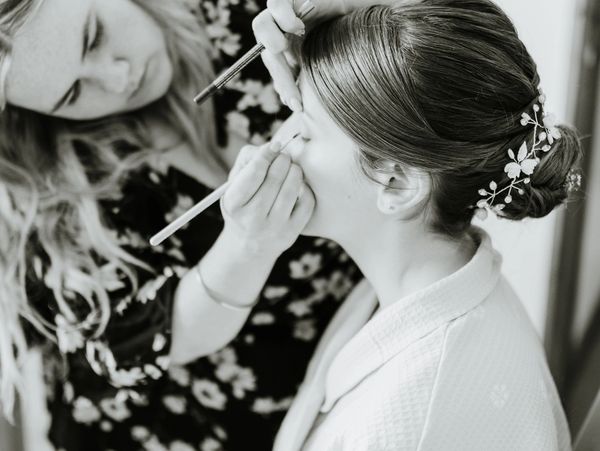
[325,327,449,451]
[416,282,572,450]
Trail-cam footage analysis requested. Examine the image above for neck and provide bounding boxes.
[336,221,476,309]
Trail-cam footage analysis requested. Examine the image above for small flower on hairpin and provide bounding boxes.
[564,169,582,193]
[474,207,489,221]
[473,89,562,218]
[542,113,561,145]
[539,93,547,104]
[504,142,539,180]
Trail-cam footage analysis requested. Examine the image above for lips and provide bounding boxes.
[128,62,148,100]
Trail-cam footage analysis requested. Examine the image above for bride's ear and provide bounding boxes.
[373,161,431,219]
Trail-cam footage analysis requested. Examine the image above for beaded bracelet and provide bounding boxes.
[193,263,259,312]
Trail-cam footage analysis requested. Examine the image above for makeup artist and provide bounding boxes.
[0,0,396,450]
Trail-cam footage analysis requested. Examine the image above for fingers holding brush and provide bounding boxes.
[253,0,305,46]
[253,0,314,111]
[224,142,281,209]
[290,181,316,230]
[220,138,313,256]
[261,51,301,110]
[267,0,306,35]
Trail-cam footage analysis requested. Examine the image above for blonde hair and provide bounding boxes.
[0,0,222,420]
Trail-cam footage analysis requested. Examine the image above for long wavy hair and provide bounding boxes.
[0,0,222,420]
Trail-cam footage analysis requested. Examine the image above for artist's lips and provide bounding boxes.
[129,61,149,100]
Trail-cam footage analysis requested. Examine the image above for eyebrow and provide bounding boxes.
[50,10,91,113]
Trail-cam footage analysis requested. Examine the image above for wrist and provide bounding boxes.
[193,262,259,311]
[194,228,279,310]
[219,225,284,263]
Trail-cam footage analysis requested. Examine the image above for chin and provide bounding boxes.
[300,212,334,240]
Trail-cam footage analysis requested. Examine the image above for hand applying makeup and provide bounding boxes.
[254,0,407,110]
[220,139,316,259]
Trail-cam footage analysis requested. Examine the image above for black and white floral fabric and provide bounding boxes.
[26,1,363,450]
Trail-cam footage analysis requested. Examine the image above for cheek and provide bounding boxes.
[299,137,360,206]
[108,2,172,107]
[106,0,168,60]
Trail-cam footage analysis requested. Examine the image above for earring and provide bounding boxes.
[380,200,396,213]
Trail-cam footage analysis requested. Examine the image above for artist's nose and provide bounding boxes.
[84,58,131,94]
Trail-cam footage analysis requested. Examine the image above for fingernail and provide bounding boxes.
[289,98,303,112]
[299,184,307,197]
[299,0,316,15]
[295,20,306,36]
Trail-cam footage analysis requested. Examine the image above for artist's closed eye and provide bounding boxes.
[89,18,105,52]
[66,82,82,107]
[68,18,105,107]
[54,16,106,111]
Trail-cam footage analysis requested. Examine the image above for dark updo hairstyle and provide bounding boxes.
[300,0,582,238]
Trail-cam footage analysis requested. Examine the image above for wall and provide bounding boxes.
[474,0,580,336]
[572,84,600,348]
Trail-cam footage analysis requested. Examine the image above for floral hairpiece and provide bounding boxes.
[564,169,582,193]
[474,90,562,220]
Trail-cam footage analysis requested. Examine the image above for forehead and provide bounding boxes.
[5,0,91,110]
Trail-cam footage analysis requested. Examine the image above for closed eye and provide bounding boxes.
[66,81,82,106]
[66,18,103,108]
[51,10,101,113]
[89,17,104,52]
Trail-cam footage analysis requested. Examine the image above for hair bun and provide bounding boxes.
[502,124,583,220]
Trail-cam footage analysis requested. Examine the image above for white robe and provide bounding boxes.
[274,228,571,451]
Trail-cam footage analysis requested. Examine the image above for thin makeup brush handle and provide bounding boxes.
[193,1,316,105]
[149,133,300,247]
[149,181,229,246]
[193,44,264,104]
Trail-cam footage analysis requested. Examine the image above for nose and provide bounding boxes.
[282,134,306,161]
[300,121,310,140]
[85,58,131,94]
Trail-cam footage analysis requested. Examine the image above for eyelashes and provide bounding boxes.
[89,18,105,52]
[69,18,104,107]
[300,121,311,140]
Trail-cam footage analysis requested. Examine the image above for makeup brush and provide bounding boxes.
[193,0,315,105]
[149,133,301,246]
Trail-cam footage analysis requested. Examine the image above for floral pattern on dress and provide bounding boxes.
[26,1,364,450]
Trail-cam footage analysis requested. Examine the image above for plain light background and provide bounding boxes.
[475,0,582,337]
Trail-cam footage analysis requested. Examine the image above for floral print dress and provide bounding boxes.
[27,1,362,450]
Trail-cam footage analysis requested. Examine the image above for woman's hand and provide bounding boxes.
[252,0,346,109]
[253,0,402,109]
[171,140,313,364]
[221,140,315,259]
[252,0,308,112]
